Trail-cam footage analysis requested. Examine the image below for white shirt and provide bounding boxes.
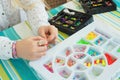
[0,0,50,60]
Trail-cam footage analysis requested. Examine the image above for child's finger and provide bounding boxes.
[39,30,47,39]
[31,36,45,40]
[37,40,48,46]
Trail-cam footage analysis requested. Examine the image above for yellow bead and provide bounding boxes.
[86,32,97,40]
[88,63,91,67]
[102,60,106,66]
[96,60,100,64]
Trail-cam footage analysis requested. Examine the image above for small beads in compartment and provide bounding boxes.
[87,47,101,56]
[72,72,88,80]
[73,45,87,52]
[59,47,72,57]
[65,48,72,56]
[55,56,65,66]
[58,67,72,79]
[94,57,106,67]
[104,53,117,65]
[117,47,120,53]
[74,53,86,60]
[94,36,107,46]
[75,63,87,71]
[44,60,54,73]
[84,57,92,67]
[77,38,92,45]
[86,31,98,40]
[67,57,76,67]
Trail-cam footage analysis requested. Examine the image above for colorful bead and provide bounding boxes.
[86,32,97,40]
[55,58,65,66]
[117,47,120,53]
[67,58,76,67]
[94,58,106,67]
[44,62,54,73]
[84,62,92,67]
[66,49,71,56]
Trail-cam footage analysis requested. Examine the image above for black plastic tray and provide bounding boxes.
[79,0,117,15]
[49,8,93,35]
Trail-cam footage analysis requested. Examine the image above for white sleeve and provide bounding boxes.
[20,0,50,35]
[0,37,14,60]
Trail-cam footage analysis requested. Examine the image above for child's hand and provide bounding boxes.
[38,25,58,44]
[16,36,48,60]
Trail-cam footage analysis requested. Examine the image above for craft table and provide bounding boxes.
[0,0,120,80]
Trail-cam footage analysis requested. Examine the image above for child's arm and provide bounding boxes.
[21,0,50,35]
[20,0,58,43]
[0,36,48,60]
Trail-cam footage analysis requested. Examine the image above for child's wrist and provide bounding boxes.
[12,41,17,58]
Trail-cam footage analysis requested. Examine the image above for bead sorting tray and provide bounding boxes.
[49,8,93,35]
[30,21,120,80]
[79,0,117,15]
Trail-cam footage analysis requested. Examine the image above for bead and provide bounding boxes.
[86,32,97,40]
